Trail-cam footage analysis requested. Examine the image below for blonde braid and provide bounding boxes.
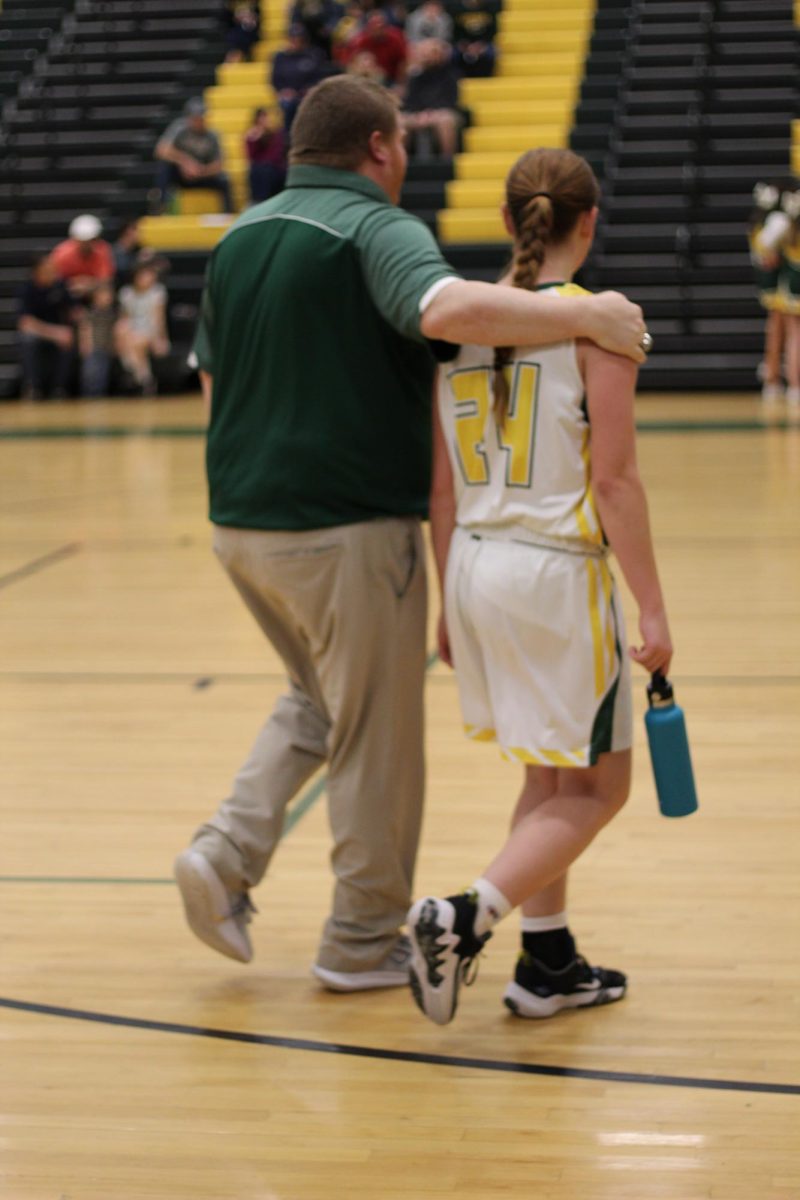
[494,195,553,424]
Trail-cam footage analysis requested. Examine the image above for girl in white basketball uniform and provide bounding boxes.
[407,148,673,1025]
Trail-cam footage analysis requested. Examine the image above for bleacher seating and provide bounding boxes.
[572,0,798,389]
[2,0,797,397]
[0,0,227,396]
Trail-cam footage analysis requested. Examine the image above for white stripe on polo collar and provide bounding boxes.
[221,212,346,242]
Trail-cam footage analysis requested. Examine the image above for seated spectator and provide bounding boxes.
[343,11,407,86]
[402,38,461,158]
[50,214,115,301]
[154,99,233,215]
[78,281,117,398]
[271,26,333,132]
[221,1,261,62]
[288,0,343,57]
[452,0,497,77]
[114,263,171,396]
[405,0,452,45]
[17,253,75,401]
[112,219,142,286]
[245,107,288,204]
[346,48,387,84]
[383,0,408,30]
[331,2,365,63]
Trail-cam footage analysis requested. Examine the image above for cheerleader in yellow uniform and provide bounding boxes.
[775,184,800,408]
[749,180,790,404]
[407,147,673,1026]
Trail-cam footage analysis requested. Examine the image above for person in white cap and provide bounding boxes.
[50,214,115,300]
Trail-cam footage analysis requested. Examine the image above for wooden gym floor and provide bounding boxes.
[0,393,798,1200]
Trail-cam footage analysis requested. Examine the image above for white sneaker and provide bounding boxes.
[407,894,490,1025]
[785,386,800,409]
[761,382,784,405]
[312,936,412,992]
[174,849,254,963]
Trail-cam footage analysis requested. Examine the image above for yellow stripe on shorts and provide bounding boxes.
[464,724,497,742]
[501,745,588,768]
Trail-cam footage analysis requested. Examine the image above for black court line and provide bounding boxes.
[0,542,81,591]
[1,996,797,1097]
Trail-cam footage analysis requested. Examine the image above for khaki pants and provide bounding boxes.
[192,518,427,973]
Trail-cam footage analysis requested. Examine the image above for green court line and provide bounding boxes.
[1,419,798,440]
[0,650,440,887]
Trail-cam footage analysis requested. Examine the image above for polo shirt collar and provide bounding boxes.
[286,164,390,204]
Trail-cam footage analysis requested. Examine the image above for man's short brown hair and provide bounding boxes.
[289,76,400,171]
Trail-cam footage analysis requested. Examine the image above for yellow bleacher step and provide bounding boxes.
[496,7,592,26]
[497,20,588,43]
[140,215,234,251]
[206,85,276,110]
[496,31,588,53]
[454,153,523,180]
[209,111,262,135]
[438,209,510,243]
[446,180,507,209]
[218,61,271,86]
[468,100,572,126]
[498,52,584,76]
[461,78,577,104]
[464,125,568,153]
[503,0,592,8]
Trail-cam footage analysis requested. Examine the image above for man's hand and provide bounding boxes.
[585,291,648,364]
[437,612,453,668]
[54,326,74,351]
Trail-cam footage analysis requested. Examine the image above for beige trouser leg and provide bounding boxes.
[191,518,427,974]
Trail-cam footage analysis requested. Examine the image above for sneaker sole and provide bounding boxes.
[311,963,410,992]
[503,979,626,1019]
[407,897,462,1026]
[174,850,252,963]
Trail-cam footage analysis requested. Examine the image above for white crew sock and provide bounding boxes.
[469,877,512,938]
[520,911,569,933]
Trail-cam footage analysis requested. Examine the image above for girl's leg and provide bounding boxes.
[785,314,800,406]
[762,308,786,388]
[408,753,631,1024]
[115,322,152,388]
[506,766,566,917]
[482,751,631,909]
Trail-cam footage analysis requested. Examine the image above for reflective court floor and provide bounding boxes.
[1,393,799,1200]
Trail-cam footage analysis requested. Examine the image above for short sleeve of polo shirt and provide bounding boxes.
[357,207,457,343]
[192,270,215,372]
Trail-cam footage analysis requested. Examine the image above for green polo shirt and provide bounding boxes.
[194,165,459,530]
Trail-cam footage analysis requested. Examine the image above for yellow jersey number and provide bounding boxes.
[450,362,540,488]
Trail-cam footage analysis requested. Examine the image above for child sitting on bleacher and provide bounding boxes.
[115,263,171,397]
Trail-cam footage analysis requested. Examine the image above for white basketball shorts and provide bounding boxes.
[444,526,632,768]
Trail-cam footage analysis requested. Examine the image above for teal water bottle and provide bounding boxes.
[644,672,698,818]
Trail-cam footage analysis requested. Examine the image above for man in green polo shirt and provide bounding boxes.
[175,75,648,992]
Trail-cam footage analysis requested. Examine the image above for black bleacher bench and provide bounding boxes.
[67,18,219,38]
[74,0,222,13]
[623,284,760,319]
[7,130,152,153]
[19,81,182,103]
[0,9,64,27]
[49,39,209,61]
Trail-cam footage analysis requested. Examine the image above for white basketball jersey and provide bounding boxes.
[437,283,603,549]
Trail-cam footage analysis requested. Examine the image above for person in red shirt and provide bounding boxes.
[343,11,407,85]
[49,214,115,300]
